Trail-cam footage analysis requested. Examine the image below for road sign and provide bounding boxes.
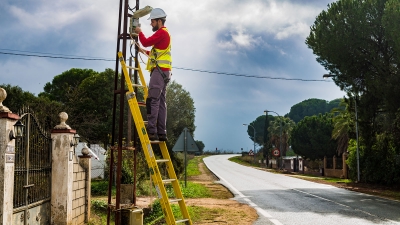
[248,150,254,156]
[272,148,280,157]
[172,127,199,152]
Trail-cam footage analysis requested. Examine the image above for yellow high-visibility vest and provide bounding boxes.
[146,28,172,72]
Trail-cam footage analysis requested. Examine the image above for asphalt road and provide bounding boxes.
[203,154,400,225]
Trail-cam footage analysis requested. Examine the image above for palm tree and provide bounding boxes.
[331,98,352,155]
[268,117,296,156]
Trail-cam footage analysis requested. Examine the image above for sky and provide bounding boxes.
[0,0,345,152]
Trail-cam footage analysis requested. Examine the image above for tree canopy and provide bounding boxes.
[0,84,37,112]
[246,115,274,147]
[268,117,295,156]
[195,140,205,153]
[39,68,97,102]
[306,0,400,183]
[166,80,196,150]
[291,114,337,160]
[286,98,341,123]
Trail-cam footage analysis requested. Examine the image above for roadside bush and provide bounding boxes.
[347,135,400,184]
[91,199,108,211]
[91,180,109,196]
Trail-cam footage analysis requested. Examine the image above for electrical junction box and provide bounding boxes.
[130,17,140,35]
[121,208,144,225]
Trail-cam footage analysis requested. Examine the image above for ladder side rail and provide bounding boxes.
[159,143,192,224]
[118,52,135,93]
[136,58,149,100]
[125,95,175,225]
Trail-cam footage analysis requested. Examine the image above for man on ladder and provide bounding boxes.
[135,8,171,141]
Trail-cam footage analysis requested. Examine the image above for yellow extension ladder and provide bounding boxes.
[118,51,192,225]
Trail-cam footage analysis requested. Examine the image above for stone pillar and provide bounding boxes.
[79,146,91,223]
[342,152,348,179]
[333,155,336,170]
[0,88,19,225]
[323,156,327,170]
[51,112,76,225]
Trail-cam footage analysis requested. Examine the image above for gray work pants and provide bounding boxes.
[146,69,169,135]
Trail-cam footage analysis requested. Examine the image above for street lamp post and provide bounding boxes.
[323,74,360,182]
[264,110,283,170]
[243,124,256,164]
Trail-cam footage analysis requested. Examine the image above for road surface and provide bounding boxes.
[203,154,400,225]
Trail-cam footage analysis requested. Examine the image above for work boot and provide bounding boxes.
[158,134,168,141]
[148,133,159,141]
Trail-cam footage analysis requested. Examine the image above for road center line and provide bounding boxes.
[292,188,382,219]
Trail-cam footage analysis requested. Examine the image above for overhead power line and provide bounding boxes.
[0,49,330,82]
[0,51,114,61]
[173,66,329,82]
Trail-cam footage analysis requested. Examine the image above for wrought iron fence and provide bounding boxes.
[13,110,52,209]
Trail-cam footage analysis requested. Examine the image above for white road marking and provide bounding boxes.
[205,161,283,225]
[270,219,284,225]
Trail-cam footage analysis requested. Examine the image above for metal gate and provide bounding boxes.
[13,110,52,224]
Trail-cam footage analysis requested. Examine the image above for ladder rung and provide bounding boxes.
[132,84,144,88]
[176,219,189,223]
[156,159,169,163]
[150,140,161,144]
[169,198,182,203]
[144,121,148,125]
[126,65,139,70]
[138,102,146,107]
[162,179,176,184]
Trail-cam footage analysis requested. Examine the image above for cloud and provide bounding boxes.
[220,28,263,49]
[0,0,341,151]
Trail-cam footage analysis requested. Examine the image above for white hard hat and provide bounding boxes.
[147,8,167,20]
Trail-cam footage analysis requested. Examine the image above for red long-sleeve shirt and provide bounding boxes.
[138,26,170,49]
[138,27,171,71]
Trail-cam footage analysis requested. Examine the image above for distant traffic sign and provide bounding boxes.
[248,150,254,156]
[272,148,280,157]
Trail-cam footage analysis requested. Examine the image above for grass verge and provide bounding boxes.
[144,199,226,224]
[186,155,202,176]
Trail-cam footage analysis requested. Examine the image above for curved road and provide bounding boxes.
[203,154,400,225]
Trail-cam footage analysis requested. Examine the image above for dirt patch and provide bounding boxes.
[133,161,258,224]
[185,162,257,224]
[186,198,257,225]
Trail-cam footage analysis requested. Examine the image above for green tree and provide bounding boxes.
[383,0,400,61]
[1,84,64,129]
[246,115,270,147]
[0,84,37,112]
[72,68,115,144]
[195,140,205,153]
[286,98,341,123]
[291,114,337,160]
[268,117,295,156]
[166,80,196,150]
[39,68,97,102]
[306,0,400,183]
[331,99,353,155]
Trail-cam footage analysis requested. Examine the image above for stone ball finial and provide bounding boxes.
[0,88,11,113]
[81,147,90,156]
[54,112,71,129]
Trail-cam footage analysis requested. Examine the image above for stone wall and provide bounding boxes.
[72,155,87,225]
